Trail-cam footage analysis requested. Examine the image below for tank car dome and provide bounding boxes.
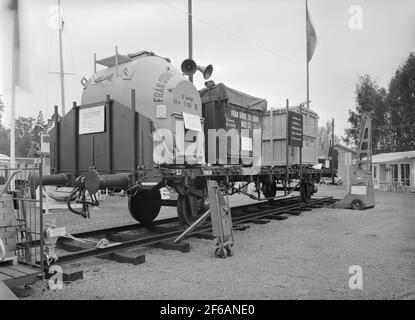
[81,51,202,131]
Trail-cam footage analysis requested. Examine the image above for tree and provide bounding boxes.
[0,95,4,123]
[343,74,389,153]
[0,95,10,156]
[387,53,415,151]
[344,54,415,153]
[15,111,53,157]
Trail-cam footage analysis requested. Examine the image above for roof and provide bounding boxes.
[200,83,267,111]
[372,150,415,164]
[334,144,357,154]
[96,53,132,67]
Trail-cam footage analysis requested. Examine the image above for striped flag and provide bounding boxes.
[306,1,317,63]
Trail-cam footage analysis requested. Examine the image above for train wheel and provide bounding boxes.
[300,181,314,203]
[262,181,277,198]
[177,190,209,227]
[128,189,161,225]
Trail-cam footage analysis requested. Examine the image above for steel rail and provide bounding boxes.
[54,196,335,264]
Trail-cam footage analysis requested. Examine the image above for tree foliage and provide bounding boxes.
[15,111,53,157]
[0,98,53,157]
[344,53,415,153]
[0,95,10,156]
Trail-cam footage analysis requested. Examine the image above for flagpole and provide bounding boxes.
[10,1,18,171]
[188,0,193,83]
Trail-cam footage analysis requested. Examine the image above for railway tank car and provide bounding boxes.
[29,49,329,228]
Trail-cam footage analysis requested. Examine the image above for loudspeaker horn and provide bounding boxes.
[181,59,197,76]
[197,64,213,80]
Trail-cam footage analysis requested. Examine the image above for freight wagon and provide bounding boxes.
[262,107,318,166]
[27,50,332,227]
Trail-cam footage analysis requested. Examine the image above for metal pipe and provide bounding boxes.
[173,209,211,243]
[39,159,44,278]
[0,170,21,199]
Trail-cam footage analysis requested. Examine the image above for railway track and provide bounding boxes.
[51,195,337,264]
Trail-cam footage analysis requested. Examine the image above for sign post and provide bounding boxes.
[288,111,303,148]
[287,108,303,194]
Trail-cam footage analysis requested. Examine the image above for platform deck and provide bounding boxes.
[0,264,39,289]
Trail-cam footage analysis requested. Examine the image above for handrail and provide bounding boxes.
[0,170,22,199]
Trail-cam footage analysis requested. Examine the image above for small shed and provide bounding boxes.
[334,144,357,181]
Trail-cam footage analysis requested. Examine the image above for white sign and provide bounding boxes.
[183,112,202,132]
[241,136,252,151]
[46,227,67,239]
[156,104,167,119]
[79,105,105,135]
[351,185,367,195]
[40,134,50,153]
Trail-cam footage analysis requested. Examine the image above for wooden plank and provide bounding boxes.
[0,266,27,279]
[3,273,38,289]
[7,265,34,276]
[0,272,11,282]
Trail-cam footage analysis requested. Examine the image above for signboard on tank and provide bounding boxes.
[183,112,202,132]
[79,105,106,135]
[288,111,303,148]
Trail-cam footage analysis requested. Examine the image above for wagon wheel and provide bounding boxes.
[128,189,161,225]
[215,247,228,259]
[262,180,277,198]
[300,181,314,203]
[351,199,364,210]
[177,188,209,227]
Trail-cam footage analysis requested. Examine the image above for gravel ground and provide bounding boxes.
[25,186,415,300]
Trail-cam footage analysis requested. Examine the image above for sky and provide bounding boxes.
[0,0,414,138]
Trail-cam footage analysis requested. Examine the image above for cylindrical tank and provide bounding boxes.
[81,51,202,132]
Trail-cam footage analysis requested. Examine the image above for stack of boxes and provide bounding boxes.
[0,194,17,259]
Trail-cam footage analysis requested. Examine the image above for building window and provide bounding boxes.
[400,163,410,186]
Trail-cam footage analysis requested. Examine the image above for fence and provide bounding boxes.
[0,162,45,275]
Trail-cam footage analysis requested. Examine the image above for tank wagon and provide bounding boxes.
[29,50,332,227]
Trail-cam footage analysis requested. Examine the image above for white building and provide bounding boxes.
[372,150,415,191]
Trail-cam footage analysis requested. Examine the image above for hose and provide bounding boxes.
[67,187,83,216]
